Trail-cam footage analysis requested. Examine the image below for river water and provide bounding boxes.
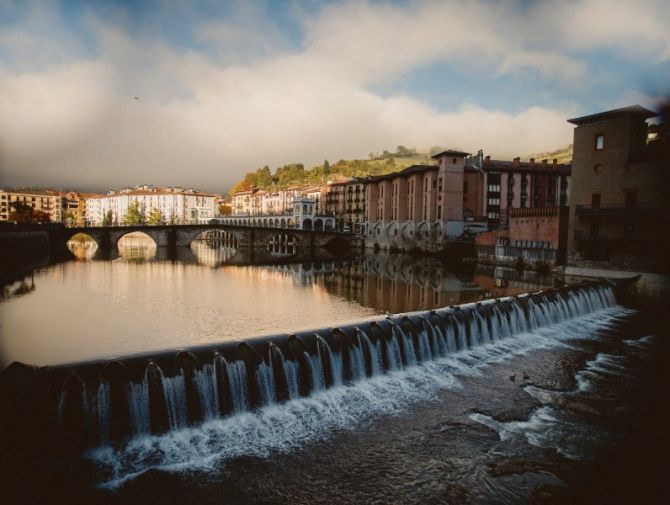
[0,238,667,504]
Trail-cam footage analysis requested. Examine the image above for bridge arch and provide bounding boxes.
[303,218,313,231]
[66,232,99,260]
[115,231,159,249]
[178,227,243,248]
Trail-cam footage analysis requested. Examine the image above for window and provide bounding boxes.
[594,134,604,150]
[463,181,468,193]
[591,193,601,209]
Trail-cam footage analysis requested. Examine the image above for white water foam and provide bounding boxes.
[469,406,605,460]
[89,304,632,489]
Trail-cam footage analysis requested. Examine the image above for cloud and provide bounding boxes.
[0,0,666,192]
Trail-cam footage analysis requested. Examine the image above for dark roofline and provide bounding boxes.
[482,159,571,174]
[567,105,657,126]
[431,149,471,158]
[365,164,437,183]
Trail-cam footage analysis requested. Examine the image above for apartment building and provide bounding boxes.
[365,150,476,251]
[86,186,218,226]
[325,178,366,232]
[474,157,572,266]
[0,188,63,223]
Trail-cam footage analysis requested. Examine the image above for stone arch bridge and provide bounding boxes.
[54,224,355,253]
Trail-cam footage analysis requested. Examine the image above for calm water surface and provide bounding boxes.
[0,240,552,368]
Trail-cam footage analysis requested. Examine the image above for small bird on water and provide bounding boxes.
[509,374,516,382]
[523,371,530,380]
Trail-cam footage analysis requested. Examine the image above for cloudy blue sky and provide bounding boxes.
[0,0,668,192]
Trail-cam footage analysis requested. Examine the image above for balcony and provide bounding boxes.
[509,207,561,218]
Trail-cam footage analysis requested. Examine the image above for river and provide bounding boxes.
[0,237,667,504]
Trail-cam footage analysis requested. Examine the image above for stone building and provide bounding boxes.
[566,104,669,271]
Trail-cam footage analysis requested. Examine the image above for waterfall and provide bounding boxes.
[51,283,617,447]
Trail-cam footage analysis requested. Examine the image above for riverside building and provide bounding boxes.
[364,150,481,251]
[85,186,219,226]
[325,178,366,232]
[566,104,669,272]
[474,156,572,266]
[0,188,64,223]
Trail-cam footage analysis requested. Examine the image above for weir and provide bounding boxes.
[0,281,617,449]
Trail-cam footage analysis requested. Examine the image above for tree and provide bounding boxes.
[147,207,163,225]
[63,211,76,227]
[8,201,32,223]
[102,210,113,227]
[323,159,330,176]
[8,202,51,224]
[122,201,146,225]
[31,209,51,223]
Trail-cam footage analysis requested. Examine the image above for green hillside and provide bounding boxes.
[228,146,432,195]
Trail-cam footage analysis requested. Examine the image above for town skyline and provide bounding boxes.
[1,0,668,193]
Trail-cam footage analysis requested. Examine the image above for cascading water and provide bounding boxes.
[53,283,618,450]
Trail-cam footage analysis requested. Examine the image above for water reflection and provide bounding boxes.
[0,247,556,368]
[0,274,36,301]
[117,232,157,262]
[190,240,238,267]
[67,233,99,260]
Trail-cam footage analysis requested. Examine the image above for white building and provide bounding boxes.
[230,185,328,216]
[212,197,336,231]
[85,186,219,226]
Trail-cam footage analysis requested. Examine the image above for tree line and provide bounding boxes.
[228,146,431,196]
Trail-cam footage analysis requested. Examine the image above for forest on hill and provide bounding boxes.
[227,146,433,195]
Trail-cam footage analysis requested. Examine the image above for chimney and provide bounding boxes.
[529,157,535,164]
[513,157,520,166]
[485,155,490,161]
[542,159,548,164]
[553,158,557,165]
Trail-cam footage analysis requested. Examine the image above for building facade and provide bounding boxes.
[0,189,64,223]
[474,157,572,266]
[364,150,475,251]
[325,178,366,232]
[230,185,329,217]
[86,186,218,226]
[211,196,336,231]
[566,104,669,271]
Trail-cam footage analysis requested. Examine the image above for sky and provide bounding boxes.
[0,0,668,194]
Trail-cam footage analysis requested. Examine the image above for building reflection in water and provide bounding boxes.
[1,274,36,301]
[11,238,556,314]
[260,255,555,314]
[190,239,238,268]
